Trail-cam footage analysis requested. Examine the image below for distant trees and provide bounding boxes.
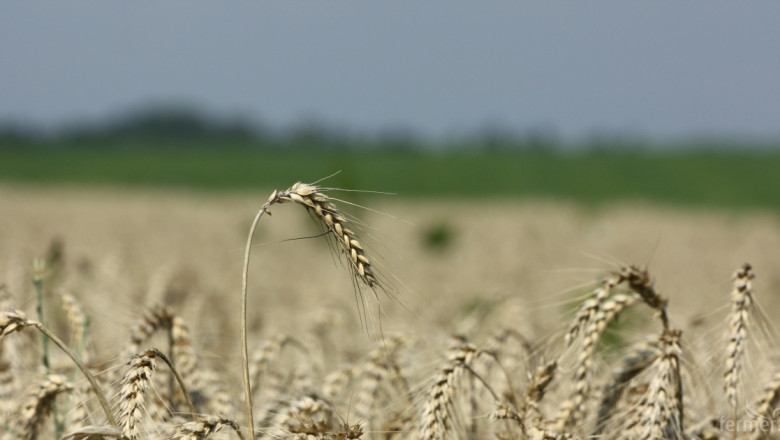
[0,105,260,145]
[0,103,561,152]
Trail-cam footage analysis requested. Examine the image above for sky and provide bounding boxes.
[1,2,779,142]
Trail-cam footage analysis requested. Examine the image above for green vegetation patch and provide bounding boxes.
[1,140,779,212]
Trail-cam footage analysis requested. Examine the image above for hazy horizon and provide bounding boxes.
[2,2,779,144]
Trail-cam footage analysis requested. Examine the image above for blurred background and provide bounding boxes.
[1,2,779,209]
[3,7,780,439]
[2,2,780,403]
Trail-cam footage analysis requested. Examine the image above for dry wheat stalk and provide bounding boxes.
[726,263,754,422]
[419,343,478,440]
[240,180,383,440]
[17,374,73,440]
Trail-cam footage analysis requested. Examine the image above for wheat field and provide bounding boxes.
[2,183,780,440]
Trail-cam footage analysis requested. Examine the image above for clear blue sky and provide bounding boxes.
[1,2,779,141]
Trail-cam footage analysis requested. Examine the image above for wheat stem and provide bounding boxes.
[241,200,272,440]
[150,348,197,416]
[1,310,117,427]
[32,321,117,427]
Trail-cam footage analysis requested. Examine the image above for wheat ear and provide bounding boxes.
[631,329,684,440]
[17,374,73,440]
[58,292,91,362]
[565,273,617,347]
[749,369,780,440]
[122,305,174,361]
[119,348,197,439]
[558,287,633,430]
[171,415,244,440]
[489,402,525,438]
[276,182,379,287]
[525,360,557,412]
[122,307,202,413]
[353,335,412,427]
[620,265,669,330]
[249,334,311,396]
[240,181,379,440]
[0,344,18,417]
[272,394,334,439]
[0,288,21,417]
[726,263,754,424]
[118,349,158,440]
[419,343,478,440]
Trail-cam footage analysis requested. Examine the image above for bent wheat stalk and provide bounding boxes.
[1,309,117,427]
[240,181,379,440]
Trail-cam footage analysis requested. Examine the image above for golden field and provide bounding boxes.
[2,183,780,439]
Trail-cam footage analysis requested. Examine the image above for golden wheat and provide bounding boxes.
[3,184,780,440]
